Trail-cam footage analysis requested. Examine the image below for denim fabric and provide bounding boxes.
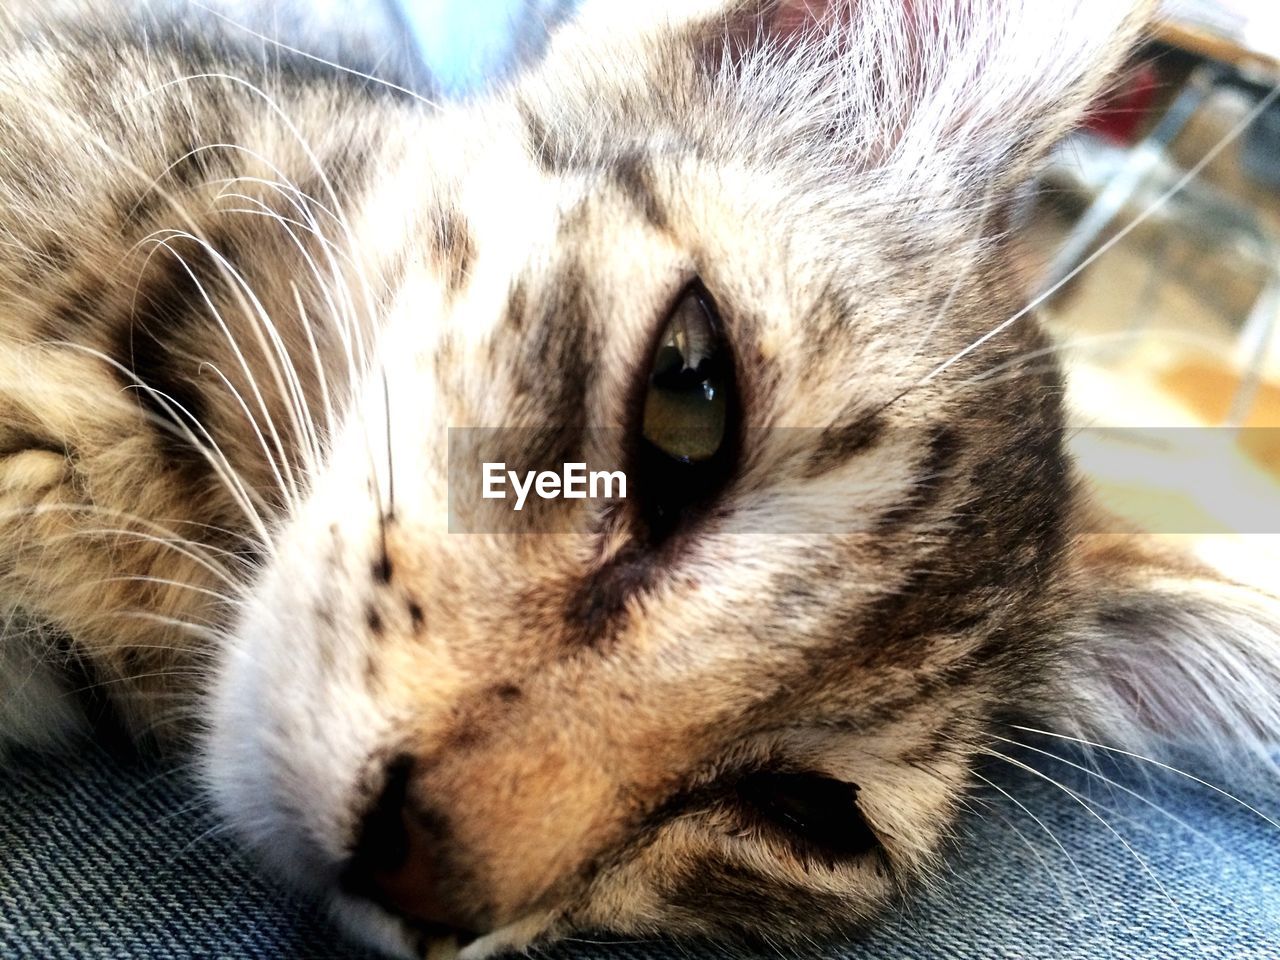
[3,739,1277,959]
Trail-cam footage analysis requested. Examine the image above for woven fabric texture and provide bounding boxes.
[3,740,1278,959]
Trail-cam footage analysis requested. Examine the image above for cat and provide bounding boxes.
[0,1,1276,958]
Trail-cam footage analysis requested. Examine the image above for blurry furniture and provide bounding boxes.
[1042,12,1280,425]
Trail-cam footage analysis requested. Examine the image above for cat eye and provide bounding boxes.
[736,771,878,863]
[633,283,738,540]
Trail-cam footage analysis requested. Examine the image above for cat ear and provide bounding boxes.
[1061,524,1280,773]
[694,0,1156,184]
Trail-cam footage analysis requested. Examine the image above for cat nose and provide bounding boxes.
[340,756,481,942]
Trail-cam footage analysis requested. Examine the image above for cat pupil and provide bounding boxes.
[641,288,731,464]
[631,284,740,542]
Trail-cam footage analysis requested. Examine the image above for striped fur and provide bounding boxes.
[0,2,1275,959]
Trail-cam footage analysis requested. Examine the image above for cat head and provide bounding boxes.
[202,2,1279,958]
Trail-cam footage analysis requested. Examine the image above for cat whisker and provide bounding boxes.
[902,179,1001,378]
[63,668,211,696]
[212,183,359,465]
[0,500,252,561]
[99,131,353,501]
[987,731,1234,850]
[382,365,395,520]
[134,73,380,408]
[149,86,394,524]
[967,769,1111,944]
[69,641,218,661]
[94,608,222,636]
[8,527,241,593]
[47,340,274,544]
[6,82,315,528]
[41,526,244,591]
[982,746,1206,954]
[219,172,353,235]
[290,282,339,455]
[90,574,242,606]
[953,328,1236,392]
[153,793,220,827]
[204,225,327,479]
[189,2,439,109]
[1008,724,1280,833]
[175,817,239,857]
[203,166,360,478]
[131,229,304,509]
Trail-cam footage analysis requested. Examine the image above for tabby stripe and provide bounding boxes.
[874,423,959,531]
[428,207,476,297]
[112,232,237,477]
[612,154,668,230]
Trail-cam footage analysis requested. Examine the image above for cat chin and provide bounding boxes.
[330,894,555,960]
[201,607,376,901]
[328,895,429,960]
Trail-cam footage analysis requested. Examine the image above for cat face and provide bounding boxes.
[202,2,1280,958]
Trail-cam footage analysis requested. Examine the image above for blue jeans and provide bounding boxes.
[3,739,1277,959]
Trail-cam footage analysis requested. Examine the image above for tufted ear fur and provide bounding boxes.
[735,0,1155,176]
[554,0,1156,190]
[1061,525,1280,774]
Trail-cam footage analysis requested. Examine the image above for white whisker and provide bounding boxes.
[45,341,273,545]
[984,746,1206,954]
[1010,725,1280,833]
[970,768,1112,947]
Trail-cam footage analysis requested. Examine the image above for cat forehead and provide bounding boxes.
[413,104,971,348]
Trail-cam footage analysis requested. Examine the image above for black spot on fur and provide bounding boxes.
[493,684,522,702]
[516,259,597,441]
[120,141,226,233]
[373,554,393,584]
[504,279,528,332]
[0,429,68,459]
[519,102,567,173]
[366,606,385,637]
[31,236,73,273]
[407,599,425,633]
[229,539,265,570]
[442,723,483,751]
[119,188,165,230]
[875,424,960,530]
[663,861,857,944]
[612,154,667,230]
[564,548,651,648]
[429,208,476,296]
[45,274,108,337]
[112,231,239,478]
[848,385,1072,680]
[804,412,885,479]
[169,139,221,188]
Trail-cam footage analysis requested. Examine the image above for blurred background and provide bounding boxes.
[1022,0,1280,536]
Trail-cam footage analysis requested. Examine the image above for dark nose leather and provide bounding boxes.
[341,756,480,941]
